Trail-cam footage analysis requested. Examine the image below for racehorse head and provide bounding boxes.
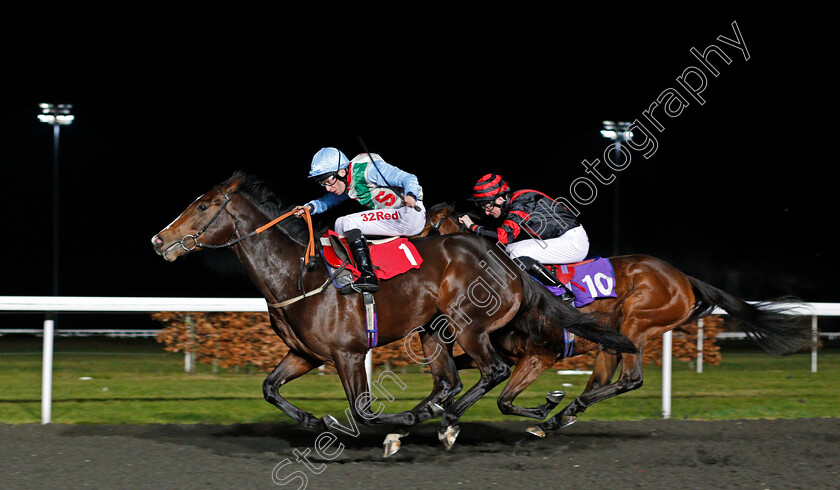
[424,202,467,235]
[151,174,244,262]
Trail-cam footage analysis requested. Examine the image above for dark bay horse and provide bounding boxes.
[426,203,812,436]
[151,173,637,451]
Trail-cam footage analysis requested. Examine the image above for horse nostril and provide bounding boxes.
[151,235,164,250]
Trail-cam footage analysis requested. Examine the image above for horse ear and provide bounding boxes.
[220,176,241,195]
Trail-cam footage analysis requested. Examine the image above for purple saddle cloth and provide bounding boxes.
[544,257,617,307]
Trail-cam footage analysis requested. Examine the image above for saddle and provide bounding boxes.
[319,230,423,290]
[317,230,423,350]
[543,257,618,308]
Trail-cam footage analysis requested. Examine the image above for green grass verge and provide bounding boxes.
[1,336,838,424]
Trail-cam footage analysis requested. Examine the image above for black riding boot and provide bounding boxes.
[518,256,576,304]
[341,229,380,294]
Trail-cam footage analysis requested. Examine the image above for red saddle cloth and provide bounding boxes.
[546,258,596,286]
[320,230,423,280]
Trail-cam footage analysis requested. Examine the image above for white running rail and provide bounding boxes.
[1,297,836,424]
[0,296,374,424]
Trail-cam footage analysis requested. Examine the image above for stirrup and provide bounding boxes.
[340,276,379,294]
[559,290,576,304]
[559,284,576,304]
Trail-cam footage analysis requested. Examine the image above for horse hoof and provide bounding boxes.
[560,415,577,428]
[526,426,546,438]
[546,390,566,404]
[382,432,405,458]
[321,414,340,431]
[438,425,460,450]
[429,402,445,417]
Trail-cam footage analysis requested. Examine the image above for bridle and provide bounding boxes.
[177,186,238,251]
[428,215,446,233]
[426,206,466,234]
[176,185,317,263]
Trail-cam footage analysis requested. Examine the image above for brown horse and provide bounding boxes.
[150,173,637,451]
[425,203,812,436]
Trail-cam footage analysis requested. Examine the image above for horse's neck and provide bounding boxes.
[228,198,307,302]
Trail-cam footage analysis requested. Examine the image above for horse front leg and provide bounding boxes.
[263,350,328,431]
[330,350,418,431]
[497,348,563,421]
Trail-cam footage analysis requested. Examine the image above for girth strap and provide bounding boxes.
[364,292,379,349]
[266,262,379,350]
[267,261,349,309]
[266,276,333,309]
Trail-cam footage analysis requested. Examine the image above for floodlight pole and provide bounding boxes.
[37,104,73,301]
[37,103,73,425]
[601,121,632,257]
[51,123,60,299]
[612,142,620,257]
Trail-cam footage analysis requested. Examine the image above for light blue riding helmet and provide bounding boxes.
[308,147,350,178]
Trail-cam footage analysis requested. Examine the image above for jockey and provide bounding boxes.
[459,173,589,302]
[294,147,425,294]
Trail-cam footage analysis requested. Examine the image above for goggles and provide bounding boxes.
[316,173,339,187]
[477,199,502,211]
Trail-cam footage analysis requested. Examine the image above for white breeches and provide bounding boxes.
[505,225,589,264]
[334,202,427,237]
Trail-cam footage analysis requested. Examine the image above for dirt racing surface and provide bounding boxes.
[2,418,839,489]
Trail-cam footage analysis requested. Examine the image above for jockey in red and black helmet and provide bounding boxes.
[459,173,589,301]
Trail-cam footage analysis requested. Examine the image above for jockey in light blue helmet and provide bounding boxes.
[308,147,350,179]
[295,146,425,295]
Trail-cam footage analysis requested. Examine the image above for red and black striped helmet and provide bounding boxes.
[469,173,510,203]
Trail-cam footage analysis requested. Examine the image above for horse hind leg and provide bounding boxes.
[529,350,622,435]
[263,351,327,431]
[535,281,695,434]
[438,331,512,450]
[558,349,641,429]
[411,327,464,421]
[383,328,463,457]
[539,312,686,433]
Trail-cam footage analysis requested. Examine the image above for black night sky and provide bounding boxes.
[1,6,835,330]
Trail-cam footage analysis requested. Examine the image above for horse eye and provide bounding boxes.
[198,204,208,211]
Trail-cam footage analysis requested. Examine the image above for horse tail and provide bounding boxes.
[520,275,637,354]
[686,276,812,357]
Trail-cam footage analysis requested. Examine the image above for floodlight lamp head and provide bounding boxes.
[38,103,74,125]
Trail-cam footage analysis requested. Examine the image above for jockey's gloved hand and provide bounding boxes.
[293,205,312,217]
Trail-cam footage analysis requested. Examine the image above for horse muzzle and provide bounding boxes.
[151,234,188,262]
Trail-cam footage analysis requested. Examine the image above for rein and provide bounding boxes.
[178,186,317,265]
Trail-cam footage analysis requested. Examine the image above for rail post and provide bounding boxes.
[696,318,704,374]
[185,314,195,374]
[662,330,672,419]
[811,315,818,373]
[41,316,55,424]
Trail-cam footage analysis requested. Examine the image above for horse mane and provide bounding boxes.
[427,201,483,223]
[222,170,311,245]
[426,202,454,214]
